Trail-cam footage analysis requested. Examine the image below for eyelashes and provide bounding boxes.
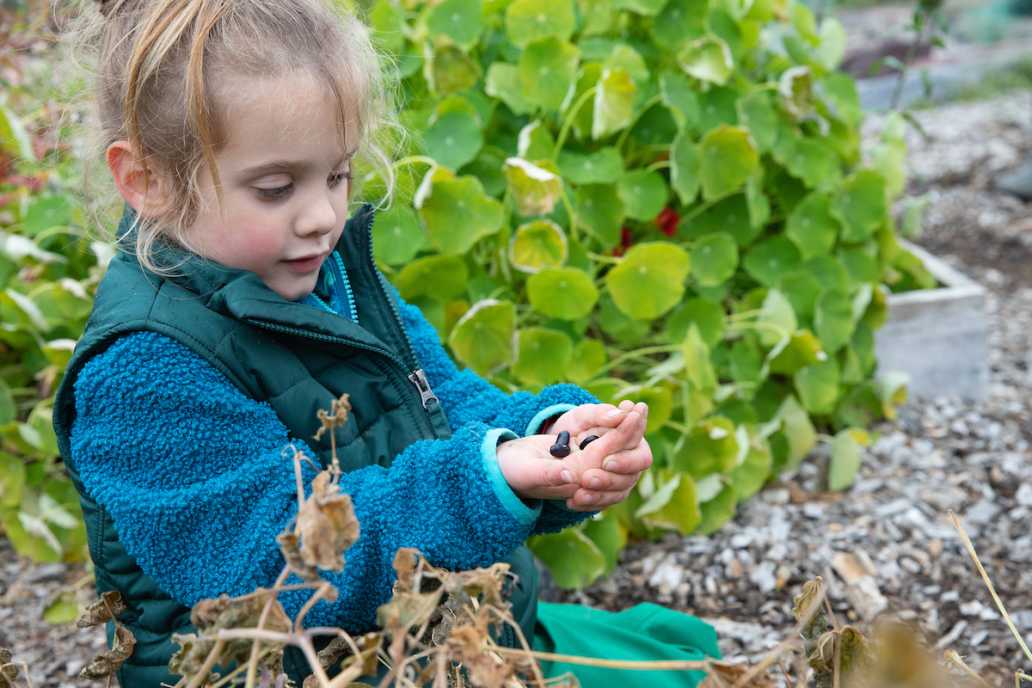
[256,170,352,202]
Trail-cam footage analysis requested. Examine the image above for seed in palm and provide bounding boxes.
[579,434,599,450]
[549,430,571,458]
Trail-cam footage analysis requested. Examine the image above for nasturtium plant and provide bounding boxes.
[352,0,921,588]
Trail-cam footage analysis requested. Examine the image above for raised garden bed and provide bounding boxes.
[874,240,989,402]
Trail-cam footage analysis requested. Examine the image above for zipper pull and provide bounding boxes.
[408,368,439,410]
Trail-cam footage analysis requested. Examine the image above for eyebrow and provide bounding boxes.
[237,148,358,180]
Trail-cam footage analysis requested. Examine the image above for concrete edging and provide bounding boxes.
[873,241,990,402]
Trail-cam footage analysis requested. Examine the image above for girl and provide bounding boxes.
[53,0,720,685]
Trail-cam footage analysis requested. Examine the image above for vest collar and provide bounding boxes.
[111,202,402,362]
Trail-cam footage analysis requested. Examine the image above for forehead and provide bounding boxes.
[216,70,359,166]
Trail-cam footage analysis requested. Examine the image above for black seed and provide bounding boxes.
[556,431,570,447]
[579,434,600,450]
[549,444,571,458]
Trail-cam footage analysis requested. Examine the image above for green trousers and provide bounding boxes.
[531,602,720,687]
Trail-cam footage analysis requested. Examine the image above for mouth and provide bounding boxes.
[283,250,330,273]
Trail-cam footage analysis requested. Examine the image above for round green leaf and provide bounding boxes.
[528,529,606,589]
[415,170,504,254]
[770,329,824,375]
[527,267,598,320]
[757,288,798,347]
[651,0,708,48]
[828,429,863,491]
[778,394,817,470]
[557,147,624,184]
[699,125,759,201]
[605,242,692,320]
[635,472,701,533]
[673,417,739,478]
[447,299,515,374]
[504,157,563,217]
[372,205,426,266]
[737,90,779,152]
[517,120,557,161]
[0,379,15,425]
[509,219,568,273]
[670,132,700,206]
[680,324,717,392]
[793,358,840,415]
[659,70,700,131]
[512,327,574,386]
[636,385,674,433]
[0,451,25,508]
[786,192,839,259]
[568,338,607,383]
[729,443,773,501]
[43,590,79,625]
[697,483,737,534]
[592,67,636,139]
[676,36,733,85]
[395,255,468,302]
[814,288,854,353]
[486,63,534,115]
[617,169,668,221]
[665,297,725,348]
[423,110,482,171]
[505,0,576,48]
[691,232,738,287]
[776,134,843,192]
[614,0,670,15]
[832,170,887,243]
[743,236,802,287]
[582,509,628,573]
[427,45,481,95]
[427,0,483,49]
[518,37,580,112]
[574,184,624,249]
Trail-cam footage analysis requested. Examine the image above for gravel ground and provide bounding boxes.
[2,92,1030,687]
[547,90,1032,685]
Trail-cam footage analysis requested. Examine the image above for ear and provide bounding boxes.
[105,140,172,218]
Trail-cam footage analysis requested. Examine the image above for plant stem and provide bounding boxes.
[553,86,598,158]
[393,155,437,171]
[594,344,681,376]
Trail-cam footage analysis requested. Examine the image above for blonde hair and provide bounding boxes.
[57,0,406,276]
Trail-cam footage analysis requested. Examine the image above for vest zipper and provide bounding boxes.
[244,319,435,435]
[360,210,441,412]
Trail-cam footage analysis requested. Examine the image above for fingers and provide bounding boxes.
[578,407,645,470]
[578,467,639,493]
[565,487,636,511]
[598,438,653,475]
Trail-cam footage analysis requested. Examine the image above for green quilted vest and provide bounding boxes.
[52,202,539,686]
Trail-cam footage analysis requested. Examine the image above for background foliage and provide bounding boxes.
[353,0,934,587]
[0,0,934,587]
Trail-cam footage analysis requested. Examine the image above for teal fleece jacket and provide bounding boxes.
[67,252,598,634]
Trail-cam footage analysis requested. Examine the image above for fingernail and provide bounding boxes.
[605,409,623,420]
[561,470,573,483]
[581,493,597,505]
[588,477,602,489]
[603,459,617,472]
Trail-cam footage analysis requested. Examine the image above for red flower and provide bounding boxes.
[610,226,635,257]
[656,206,679,237]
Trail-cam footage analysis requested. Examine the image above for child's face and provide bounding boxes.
[183,71,356,301]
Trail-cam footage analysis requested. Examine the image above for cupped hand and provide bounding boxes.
[555,401,653,511]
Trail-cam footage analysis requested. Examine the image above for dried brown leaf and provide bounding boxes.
[298,470,360,571]
[80,622,136,679]
[76,590,127,628]
[314,393,352,441]
[701,661,775,688]
[1,647,20,688]
[278,530,320,581]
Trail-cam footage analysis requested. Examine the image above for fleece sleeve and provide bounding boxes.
[68,331,542,633]
[382,278,599,436]
[382,280,596,534]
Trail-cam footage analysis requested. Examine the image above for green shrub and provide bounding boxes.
[355,0,929,586]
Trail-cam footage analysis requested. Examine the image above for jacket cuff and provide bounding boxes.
[481,428,542,525]
[524,403,576,436]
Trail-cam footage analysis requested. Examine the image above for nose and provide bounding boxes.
[295,191,339,238]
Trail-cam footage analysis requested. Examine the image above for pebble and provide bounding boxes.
[1015,484,1032,507]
